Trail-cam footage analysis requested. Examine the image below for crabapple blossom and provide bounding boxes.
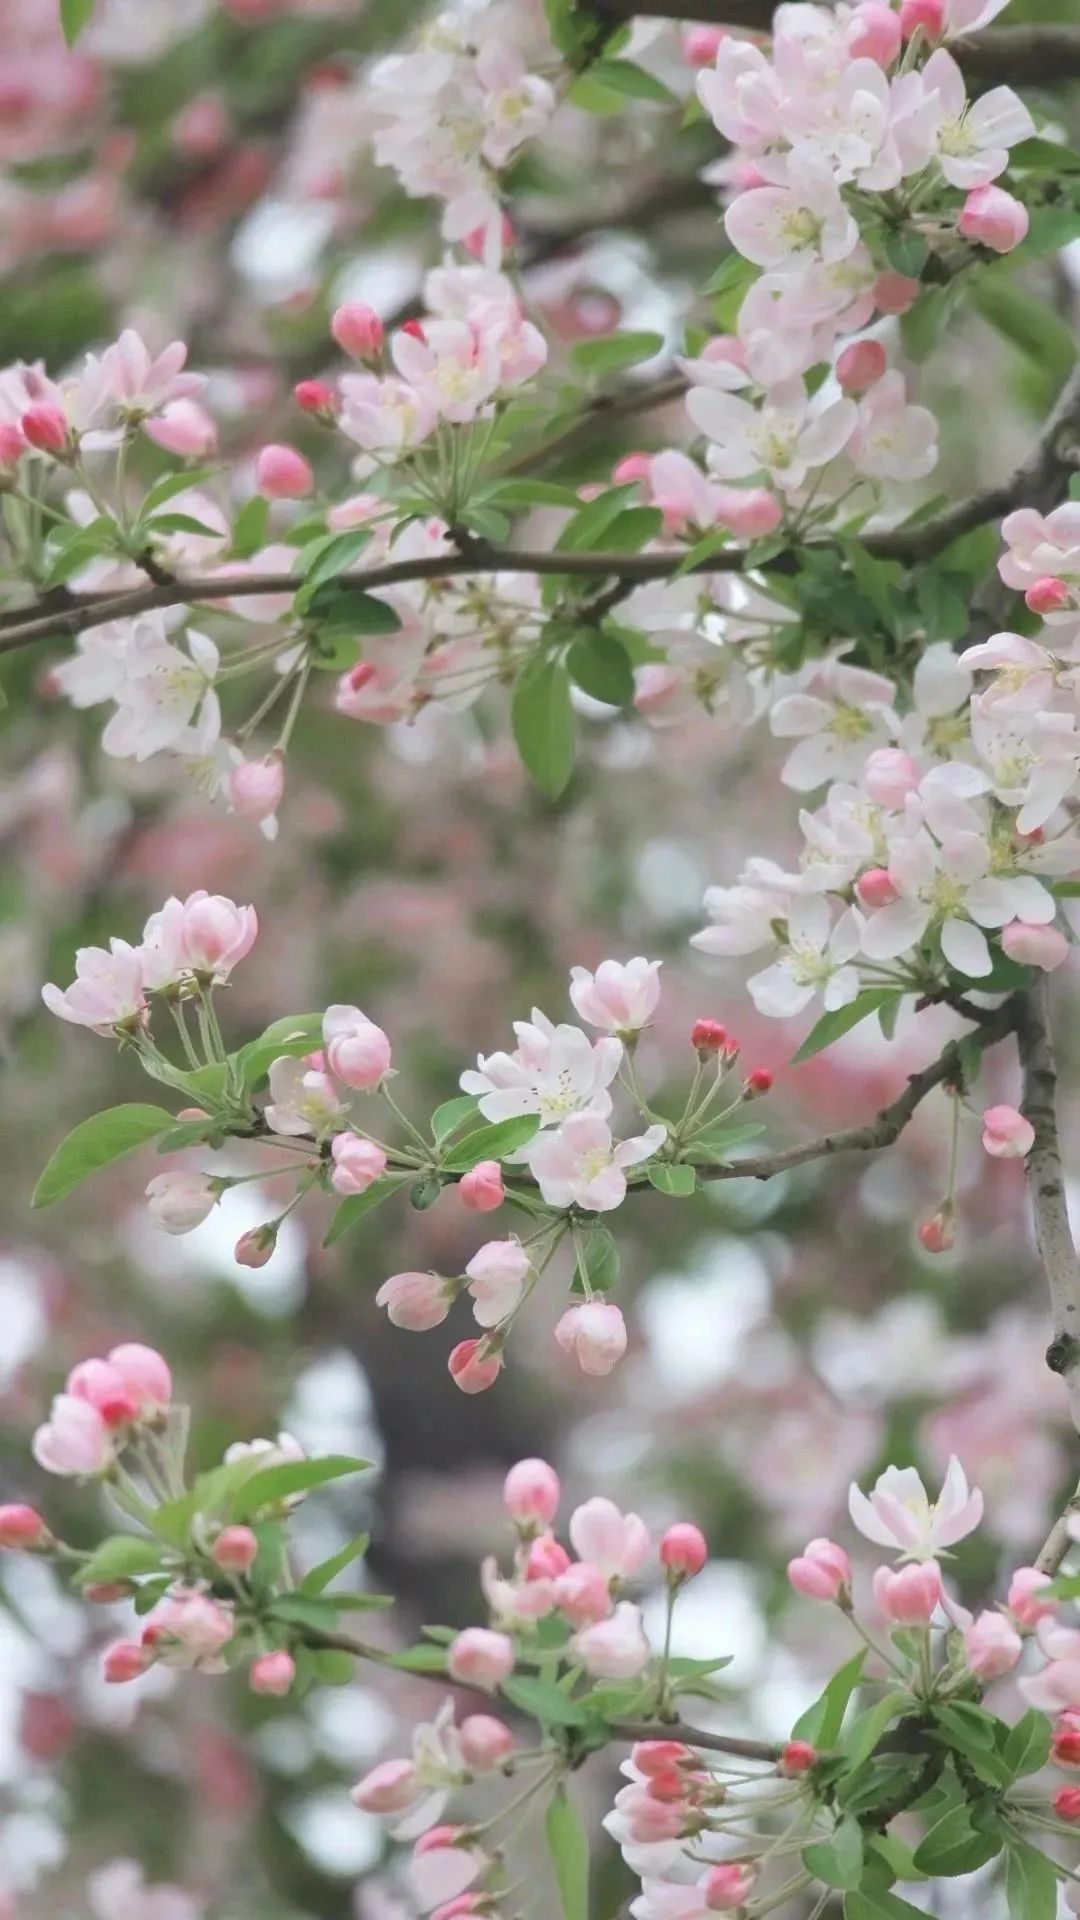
[211,1526,258,1573]
[446,1628,514,1690]
[849,1457,983,1559]
[872,1560,943,1623]
[447,1339,503,1394]
[323,1004,393,1087]
[962,1610,1022,1678]
[264,1056,342,1136]
[249,1651,296,1696]
[457,1716,513,1769]
[569,958,662,1036]
[787,1538,852,1603]
[981,1104,1035,1159]
[460,1010,623,1127]
[376,1272,454,1332]
[1001,920,1069,970]
[458,1161,504,1211]
[554,1300,629,1376]
[42,938,145,1032]
[331,303,385,360]
[1008,1567,1057,1627]
[145,1171,218,1233]
[571,1601,651,1679]
[958,183,1029,251]
[32,1395,113,1476]
[569,1497,650,1579]
[522,1113,667,1212]
[659,1524,708,1581]
[502,1458,560,1527]
[0,1506,51,1551]
[464,1239,530,1327]
[254,443,313,499]
[330,1133,388,1195]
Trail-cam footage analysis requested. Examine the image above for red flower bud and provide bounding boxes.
[690,1018,728,1056]
[743,1067,773,1096]
[780,1740,816,1776]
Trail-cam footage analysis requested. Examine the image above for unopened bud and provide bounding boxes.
[212,1525,259,1572]
[743,1067,773,1097]
[690,1018,727,1057]
[780,1740,816,1776]
[0,1505,51,1551]
[234,1223,277,1268]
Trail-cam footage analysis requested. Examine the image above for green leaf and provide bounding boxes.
[388,1643,450,1673]
[587,58,675,104]
[75,1534,166,1585]
[803,1815,864,1891]
[1003,1708,1053,1780]
[480,479,581,510]
[883,227,928,277]
[1004,1840,1058,1919]
[300,1533,370,1595]
[237,1013,325,1091]
[791,992,900,1065]
[545,1788,590,1920]
[298,527,373,588]
[60,0,95,45]
[229,494,270,559]
[307,588,401,634]
[33,1105,174,1208]
[841,1691,910,1770]
[501,1675,589,1727]
[579,1227,619,1294]
[793,1650,866,1746]
[684,1119,765,1163]
[511,658,576,798]
[567,631,634,706]
[229,1454,369,1520]
[571,331,664,377]
[844,1892,931,1920]
[594,507,663,553]
[431,1095,482,1142]
[322,1177,407,1247]
[140,468,218,516]
[1010,136,1080,173]
[441,1114,542,1170]
[647,1163,697,1197]
[145,512,223,538]
[555,484,637,553]
[267,1593,355,1631]
[974,278,1077,394]
[912,1807,1001,1877]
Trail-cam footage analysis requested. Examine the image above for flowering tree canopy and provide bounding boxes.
[9,0,1080,1917]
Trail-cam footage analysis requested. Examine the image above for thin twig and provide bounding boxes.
[608,1718,783,1762]
[1035,1477,1080,1576]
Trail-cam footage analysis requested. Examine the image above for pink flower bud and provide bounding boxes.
[0,423,25,468]
[331,1133,388,1196]
[503,1458,561,1527]
[856,866,900,909]
[459,1161,505,1213]
[863,746,920,808]
[67,1360,141,1429]
[743,1067,773,1097]
[447,1627,515,1689]
[1008,1566,1057,1628]
[958,184,1028,255]
[458,1714,514,1769]
[571,1600,650,1679]
[351,1757,419,1812]
[660,1523,708,1581]
[107,1344,172,1411]
[1056,1786,1080,1821]
[0,1505,50,1551]
[874,272,920,316]
[448,1339,503,1394]
[324,1013,392,1089]
[918,1209,955,1253]
[234,1224,277,1268]
[554,1301,628,1377]
[1053,1717,1080,1766]
[103,1641,152,1683]
[787,1538,851,1603]
[780,1740,816,1776]
[554,1560,613,1627]
[981,1103,1035,1160]
[872,1560,943,1624]
[254,443,313,499]
[146,1170,217,1234]
[691,1018,728,1056]
[85,1582,133,1603]
[228,752,284,824]
[612,452,652,485]
[211,1525,259,1572]
[899,0,943,37]
[294,378,338,415]
[683,24,728,63]
[21,405,71,455]
[143,399,218,458]
[250,1650,296,1695]
[704,1863,758,1911]
[1024,575,1070,615]
[633,1740,692,1776]
[836,339,887,395]
[376,1270,452,1331]
[331,303,385,361]
[847,1,903,63]
[963,1610,1022,1679]
[525,1535,570,1580]
[713,485,782,537]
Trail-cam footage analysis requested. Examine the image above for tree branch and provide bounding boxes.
[693,996,1021,1183]
[1035,1476,1080,1576]
[609,1718,782,1762]
[1018,981,1080,1435]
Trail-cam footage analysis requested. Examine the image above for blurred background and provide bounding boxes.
[2,0,1080,1914]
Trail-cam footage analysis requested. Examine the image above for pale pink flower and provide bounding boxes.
[140,890,257,988]
[330,1134,388,1195]
[554,1561,613,1626]
[1008,1566,1057,1629]
[848,370,937,482]
[446,1627,515,1690]
[923,48,1034,189]
[146,1170,218,1233]
[254,443,313,499]
[958,184,1028,252]
[459,1161,504,1212]
[872,1560,943,1623]
[87,1859,202,1920]
[391,320,501,426]
[787,1537,851,1602]
[503,1458,560,1527]
[32,1394,113,1476]
[458,1714,513,1769]
[461,1010,623,1128]
[724,163,857,269]
[143,397,218,458]
[963,1610,1022,1679]
[145,1586,234,1671]
[1019,1622,1080,1713]
[339,372,437,457]
[849,1457,983,1560]
[83,329,205,426]
[464,1239,530,1328]
[568,958,662,1035]
[448,1339,503,1394]
[981,1104,1035,1159]
[264,1056,343,1137]
[42,938,145,1032]
[554,1300,629,1376]
[522,1113,667,1212]
[351,1757,421,1814]
[687,378,856,492]
[569,1497,650,1578]
[105,1343,172,1412]
[571,1600,650,1679]
[323,1004,393,1088]
[376,1272,453,1332]
[407,1829,490,1915]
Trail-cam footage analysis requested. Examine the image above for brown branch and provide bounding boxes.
[692,995,1021,1184]
[1018,981,1080,1436]
[1035,1476,1080,1576]
[608,1718,782,1762]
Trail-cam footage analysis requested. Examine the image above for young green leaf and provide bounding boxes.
[647,1163,697,1197]
[803,1815,864,1891]
[791,991,901,1065]
[75,1534,166,1585]
[33,1105,174,1208]
[322,1177,407,1247]
[60,0,95,45]
[511,659,576,798]
[229,1455,370,1520]
[441,1114,541,1170]
[545,1787,590,1920]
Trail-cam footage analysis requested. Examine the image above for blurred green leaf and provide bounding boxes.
[33,1105,174,1208]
